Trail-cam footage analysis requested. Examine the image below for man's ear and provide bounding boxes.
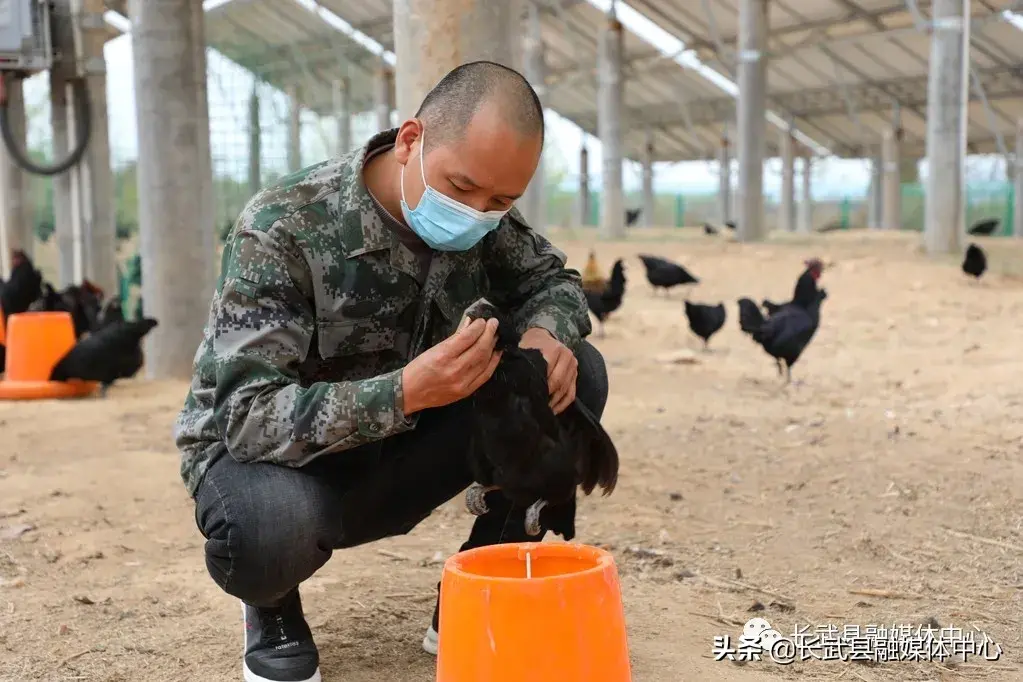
[393,119,423,165]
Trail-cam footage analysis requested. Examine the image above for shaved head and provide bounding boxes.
[415,61,545,151]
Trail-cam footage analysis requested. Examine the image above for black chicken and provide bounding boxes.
[625,208,642,226]
[458,298,619,538]
[738,264,827,382]
[684,301,726,349]
[0,250,43,322]
[637,254,699,295]
[962,243,986,279]
[724,220,736,230]
[703,223,719,235]
[967,218,999,236]
[585,259,625,338]
[50,318,158,396]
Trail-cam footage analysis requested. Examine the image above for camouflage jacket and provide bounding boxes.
[173,131,592,497]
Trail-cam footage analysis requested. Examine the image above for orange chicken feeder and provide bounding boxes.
[436,541,632,682]
[0,311,97,400]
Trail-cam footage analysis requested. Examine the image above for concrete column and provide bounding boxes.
[191,0,216,295]
[0,76,29,278]
[129,0,214,379]
[718,131,731,224]
[578,144,590,226]
[393,0,522,121]
[641,129,655,228]
[287,83,301,172]
[1015,117,1022,237]
[779,129,795,231]
[374,65,393,131]
[799,154,813,233]
[333,78,351,155]
[923,0,970,255]
[868,148,882,229]
[72,0,118,297]
[248,83,261,194]
[736,0,768,242]
[598,14,625,239]
[519,2,547,233]
[50,73,74,287]
[882,126,902,230]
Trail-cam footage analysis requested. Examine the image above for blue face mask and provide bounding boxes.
[400,130,508,251]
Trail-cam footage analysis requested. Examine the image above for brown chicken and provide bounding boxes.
[581,250,606,293]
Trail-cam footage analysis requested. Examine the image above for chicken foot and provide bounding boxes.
[465,483,500,516]
[524,499,548,536]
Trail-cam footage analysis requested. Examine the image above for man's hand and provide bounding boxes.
[401,317,502,415]
[520,327,577,415]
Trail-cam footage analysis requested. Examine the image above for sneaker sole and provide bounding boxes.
[243,661,321,682]
[422,625,438,656]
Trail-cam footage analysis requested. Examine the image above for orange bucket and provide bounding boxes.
[0,311,97,399]
[436,542,632,682]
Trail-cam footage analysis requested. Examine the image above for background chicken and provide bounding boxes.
[738,263,827,383]
[684,301,726,349]
[585,258,626,338]
[962,243,986,279]
[50,318,159,396]
[581,249,606,293]
[637,254,699,295]
[967,217,999,236]
[0,250,43,323]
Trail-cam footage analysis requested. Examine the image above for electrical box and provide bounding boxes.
[0,0,52,72]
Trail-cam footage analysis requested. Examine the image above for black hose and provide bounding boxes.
[0,73,91,176]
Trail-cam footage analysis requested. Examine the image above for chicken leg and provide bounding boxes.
[465,483,500,516]
[524,499,548,536]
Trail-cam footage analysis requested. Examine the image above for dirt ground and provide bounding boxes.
[2,229,1022,682]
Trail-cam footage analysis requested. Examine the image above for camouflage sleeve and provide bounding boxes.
[482,207,593,350]
[212,227,416,467]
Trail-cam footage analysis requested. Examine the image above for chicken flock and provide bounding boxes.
[581,236,989,385]
[0,250,158,395]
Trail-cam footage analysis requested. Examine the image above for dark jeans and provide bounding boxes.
[193,341,609,608]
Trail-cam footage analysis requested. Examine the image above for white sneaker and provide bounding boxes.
[422,625,439,655]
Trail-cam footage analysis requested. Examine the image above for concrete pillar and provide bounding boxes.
[923,0,970,255]
[882,126,902,230]
[0,76,29,278]
[374,65,393,131]
[72,0,118,297]
[248,83,261,194]
[868,148,882,229]
[519,2,547,233]
[1015,118,1022,237]
[50,73,74,287]
[192,0,215,294]
[334,78,351,155]
[287,83,301,172]
[779,129,795,231]
[641,129,655,228]
[718,132,731,224]
[736,0,768,242]
[393,0,522,121]
[578,144,590,226]
[799,154,813,233]
[598,14,625,239]
[129,0,214,379]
